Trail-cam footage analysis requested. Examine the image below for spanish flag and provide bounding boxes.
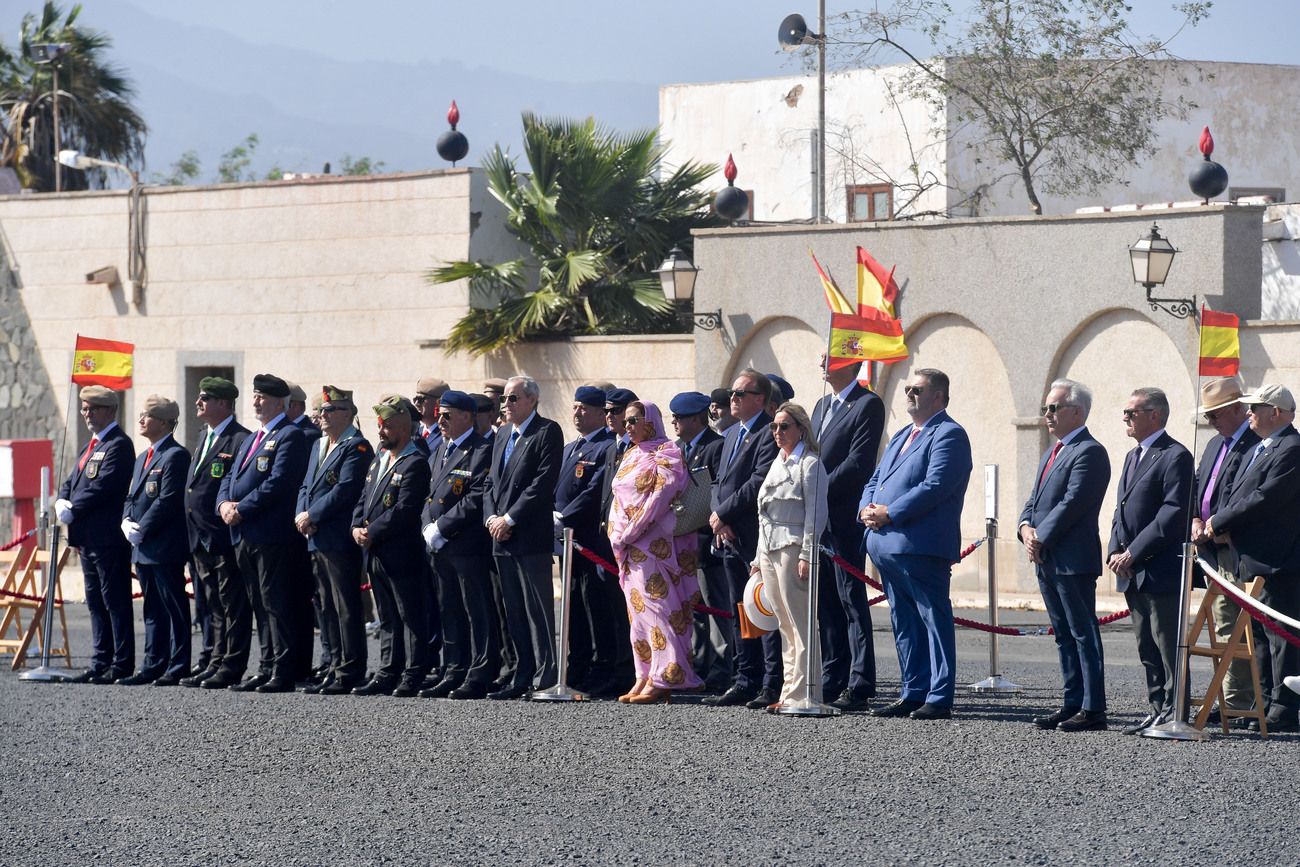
[1198,308,1240,377]
[828,309,908,371]
[856,246,898,318]
[70,335,134,389]
[812,250,855,315]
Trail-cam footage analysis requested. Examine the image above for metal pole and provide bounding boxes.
[20,467,71,681]
[531,527,585,702]
[52,64,61,193]
[1142,541,1209,741]
[816,0,826,223]
[969,465,1019,693]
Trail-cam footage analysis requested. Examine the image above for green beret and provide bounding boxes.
[199,377,238,400]
[374,394,415,421]
[322,384,353,405]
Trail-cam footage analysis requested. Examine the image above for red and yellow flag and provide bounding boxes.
[1198,308,1240,377]
[71,335,134,389]
[828,309,908,371]
[812,250,855,315]
[856,246,898,318]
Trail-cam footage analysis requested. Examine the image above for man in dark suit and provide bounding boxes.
[57,385,136,684]
[554,386,620,694]
[294,385,372,694]
[421,390,498,699]
[669,391,728,691]
[1208,383,1300,732]
[352,395,434,697]
[286,382,322,681]
[216,373,309,693]
[1190,377,1262,720]
[811,357,885,710]
[705,368,782,708]
[1108,387,1194,734]
[119,396,192,686]
[862,368,972,721]
[182,377,250,689]
[484,375,565,699]
[1019,379,1111,732]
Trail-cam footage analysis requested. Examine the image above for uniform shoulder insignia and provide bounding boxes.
[357,443,369,453]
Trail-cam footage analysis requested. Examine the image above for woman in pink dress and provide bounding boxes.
[608,400,704,704]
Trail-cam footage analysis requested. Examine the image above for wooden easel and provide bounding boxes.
[0,546,73,670]
[1189,574,1267,737]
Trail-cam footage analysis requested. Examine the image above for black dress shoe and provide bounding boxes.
[302,677,333,694]
[70,669,102,684]
[391,682,421,698]
[352,679,397,697]
[1032,706,1082,730]
[910,702,952,720]
[92,669,129,685]
[871,699,925,718]
[1058,710,1108,732]
[745,687,781,709]
[255,677,295,694]
[152,673,184,687]
[448,681,488,700]
[419,678,461,699]
[487,684,529,700]
[199,672,238,689]
[180,668,218,688]
[831,687,875,712]
[1121,713,1158,735]
[1263,712,1300,733]
[704,686,759,707]
[229,674,270,692]
[320,679,362,695]
[117,671,160,686]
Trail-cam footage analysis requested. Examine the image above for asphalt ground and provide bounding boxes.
[3,599,1298,866]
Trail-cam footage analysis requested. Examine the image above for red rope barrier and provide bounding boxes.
[0,586,65,605]
[572,541,735,619]
[0,528,37,552]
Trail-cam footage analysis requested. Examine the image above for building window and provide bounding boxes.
[847,184,892,222]
[1228,186,1286,204]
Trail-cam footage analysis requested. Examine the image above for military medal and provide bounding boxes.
[575,464,584,479]
[256,455,270,473]
[325,470,339,486]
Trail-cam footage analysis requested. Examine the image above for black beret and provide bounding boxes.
[440,390,476,413]
[252,373,290,398]
[767,373,795,401]
[574,385,607,407]
[472,393,496,413]
[604,387,638,410]
[710,387,731,405]
[669,391,711,416]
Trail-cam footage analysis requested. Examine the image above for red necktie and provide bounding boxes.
[143,446,155,470]
[241,429,266,469]
[78,436,99,471]
[1038,441,1063,487]
[900,427,921,454]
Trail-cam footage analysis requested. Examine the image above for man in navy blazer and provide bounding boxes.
[57,385,136,683]
[1108,387,1194,733]
[1208,383,1300,731]
[861,368,972,720]
[216,373,309,693]
[705,368,782,708]
[554,386,621,695]
[119,396,192,686]
[811,357,885,710]
[1018,379,1111,732]
[294,385,372,694]
[485,375,565,699]
[183,377,250,689]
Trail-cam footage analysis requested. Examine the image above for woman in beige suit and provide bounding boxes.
[751,402,828,709]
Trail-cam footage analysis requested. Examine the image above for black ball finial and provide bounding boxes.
[437,100,469,166]
[1189,126,1228,202]
[714,153,750,222]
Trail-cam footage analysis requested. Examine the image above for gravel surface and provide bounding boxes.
[3,601,1297,865]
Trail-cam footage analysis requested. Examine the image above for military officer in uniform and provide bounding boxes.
[414,377,450,447]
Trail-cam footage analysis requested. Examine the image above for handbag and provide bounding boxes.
[671,464,714,536]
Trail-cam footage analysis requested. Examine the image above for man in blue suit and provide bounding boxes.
[119,396,193,686]
[295,385,372,694]
[58,385,136,683]
[1108,387,1193,734]
[1018,379,1111,732]
[705,368,782,708]
[811,356,885,711]
[861,368,972,720]
[216,373,309,693]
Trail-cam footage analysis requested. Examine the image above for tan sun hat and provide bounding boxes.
[1198,376,1244,414]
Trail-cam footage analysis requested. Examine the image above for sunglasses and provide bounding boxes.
[1040,403,1074,415]
[769,421,796,432]
[196,393,213,402]
[412,395,429,404]
[904,386,926,396]
[730,389,763,399]
[1121,408,1153,420]
[320,405,347,414]
[1247,403,1274,414]
[623,417,644,428]
[1203,408,1223,422]
[505,394,524,403]
[437,412,454,422]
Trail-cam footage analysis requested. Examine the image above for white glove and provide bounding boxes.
[55,499,74,524]
[553,510,564,536]
[422,523,438,552]
[120,519,142,544]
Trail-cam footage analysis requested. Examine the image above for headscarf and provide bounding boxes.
[634,401,670,450]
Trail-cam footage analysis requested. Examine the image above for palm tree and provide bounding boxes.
[0,2,146,191]
[429,114,720,354]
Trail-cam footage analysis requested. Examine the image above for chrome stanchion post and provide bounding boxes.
[1143,541,1209,741]
[22,467,72,682]
[776,536,840,717]
[969,465,1020,694]
[531,527,586,702]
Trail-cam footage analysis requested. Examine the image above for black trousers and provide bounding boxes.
[494,552,557,690]
[818,534,878,696]
[288,539,316,680]
[192,546,249,677]
[80,544,134,674]
[312,547,367,684]
[235,541,296,680]
[136,560,191,677]
[488,562,516,684]
[368,552,432,686]
[434,551,500,686]
[191,560,213,669]
[570,555,626,685]
[693,553,732,688]
[1258,573,1300,714]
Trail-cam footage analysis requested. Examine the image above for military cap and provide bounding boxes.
[710,387,731,406]
[483,378,508,397]
[472,393,496,413]
[604,387,638,410]
[252,373,290,397]
[198,376,238,401]
[374,394,417,421]
[767,373,795,402]
[440,390,476,413]
[79,385,119,408]
[322,385,353,406]
[574,385,607,407]
[287,382,307,402]
[669,391,711,416]
[416,377,449,399]
[1240,383,1296,413]
[142,394,180,421]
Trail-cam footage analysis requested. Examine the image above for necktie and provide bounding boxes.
[1123,447,1140,485]
[198,428,216,464]
[502,429,520,469]
[241,429,266,469]
[143,446,155,470]
[1244,442,1267,473]
[726,425,746,468]
[1200,440,1230,521]
[1038,441,1063,487]
[78,436,99,471]
[684,439,694,462]
[900,427,921,455]
[441,441,453,468]
[820,398,841,436]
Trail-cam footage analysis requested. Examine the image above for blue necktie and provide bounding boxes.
[502,429,520,469]
[1244,442,1267,473]
[726,424,747,468]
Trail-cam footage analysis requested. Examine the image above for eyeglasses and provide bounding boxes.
[1040,403,1075,415]
[904,386,926,396]
[437,412,453,422]
[1121,408,1153,420]
[1202,408,1223,422]
[623,417,643,428]
[505,394,524,403]
[1247,403,1274,415]
[196,393,213,402]
[320,405,347,414]
[412,395,428,404]
[768,421,795,432]
[730,389,763,399]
